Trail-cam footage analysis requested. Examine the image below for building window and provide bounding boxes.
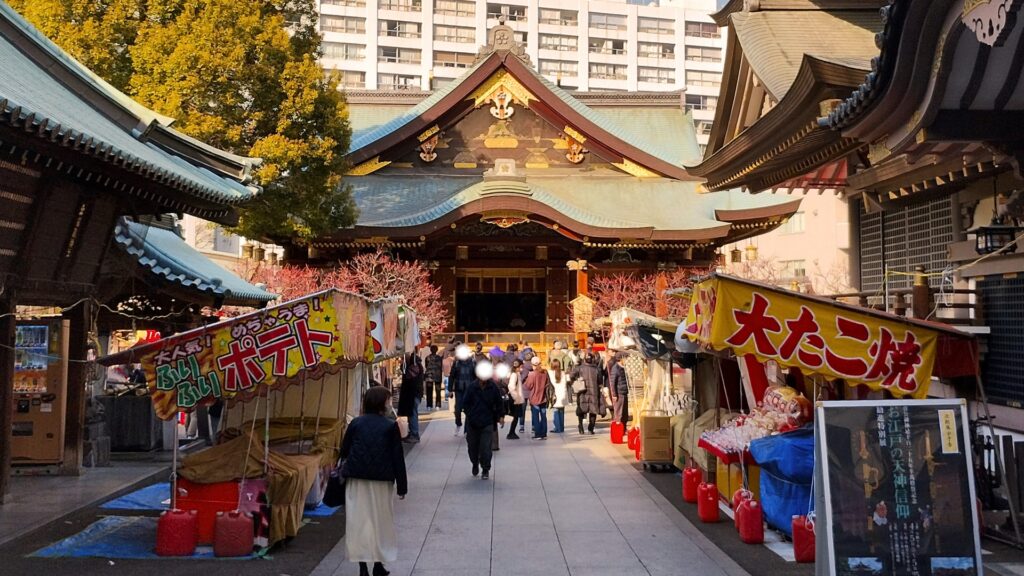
[379,0,421,10]
[639,67,674,84]
[685,46,722,63]
[588,38,626,55]
[539,8,577,26]
[336,70,366,88]
[434,24,475,43]
[589,63,627,80]
[696,121,713,136]
[434,0,474,16]
[212,226,239,254]
[686,70,721,88]
[780,212,806,234]
[323,42,365,60]
[322,0,365,6]
[379,20,421,38]
[589,13,627,31]
[539,34,577,51]
[684,21,720,38]
[379,46,421,64]
[486,3,527,21]
[434,50,475,68]
[320,15,364,33]
[539,59,578,77]
[780,260,807,279]
[378,73,421,90]
[639,42,674,59]
[685,94,718,111]
[638,17,673,35]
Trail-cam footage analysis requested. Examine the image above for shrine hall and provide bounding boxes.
[282,24,800,334]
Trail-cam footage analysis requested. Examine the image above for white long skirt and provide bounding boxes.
[345,478,398,563]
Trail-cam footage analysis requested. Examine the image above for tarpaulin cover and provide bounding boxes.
[31,516,253,560]
[99,481,339,516]
[178,430,320,546]
[749,426,815,536]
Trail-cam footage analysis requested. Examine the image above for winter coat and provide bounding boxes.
[450,358,476,399]
[609,362,630,397]
[570,363,607,416]
[424,353,443,382]
[462,379,504,429]
[523,369,551,407]
[507,372,524,405]
[548,349,572,371]
[548,370,570,409]
[397,355,424,417]
[340,414,408,496]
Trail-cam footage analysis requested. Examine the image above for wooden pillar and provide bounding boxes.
[0,297,15,503]
[654,272,669,319]
[911,266,931,319]
[575,266,588,346]
[61,300,90,476]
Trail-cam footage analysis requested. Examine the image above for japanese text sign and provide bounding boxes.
[142,292,345,419]
[816,400,981,576]
[683,277,938,398]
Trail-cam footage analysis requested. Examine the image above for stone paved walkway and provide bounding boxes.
[313,412,748,576]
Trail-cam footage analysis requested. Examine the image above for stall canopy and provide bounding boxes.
[608,308,678,360]
[98,289,416,419]
[682,274,978,399]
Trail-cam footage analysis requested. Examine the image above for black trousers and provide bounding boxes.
[453,396,463,427]
[508,404,524,434]
[425,380,442,408]
[577,411,597,433]
[466,424,495,471]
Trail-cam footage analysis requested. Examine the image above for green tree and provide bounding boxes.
[10,0,356,241]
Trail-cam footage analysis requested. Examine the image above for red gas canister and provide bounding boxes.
[627,426,640,450]
[697,482,720,523]
[611,421,626,444]
[682,467,701,503]
[792,515,816,563]
[736,499,764,544]
[214,510,254,557]
[732,488,752,528]
[156,509,198,557]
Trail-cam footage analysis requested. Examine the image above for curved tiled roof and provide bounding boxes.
[0,3,259,205]
[114,219,276,307]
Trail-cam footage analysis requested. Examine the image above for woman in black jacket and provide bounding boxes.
[341,386,408,576]
[397,352,424,442]
[570,352,607,435]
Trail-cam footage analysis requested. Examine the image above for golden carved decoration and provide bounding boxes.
[612,158,660,178]
[525,148,550,169]
[484,121,519,148]
[490,89,515,119]
[867,141,892,165]
[563,126,586,144]
[481,210,530,228]
[418,125,440,142]
[565,138,586,164]
[419,133,439,162]
[347,155,391,176]
[468,70,534,109]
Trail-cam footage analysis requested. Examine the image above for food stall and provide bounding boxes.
[97,289,417,552]
[672,274,1000,566]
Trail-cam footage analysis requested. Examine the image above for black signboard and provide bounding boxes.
[816,400,982,576]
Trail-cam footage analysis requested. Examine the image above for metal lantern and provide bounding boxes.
[730,248,742,264]
[745,244,758,261]
[974,220,1021,255]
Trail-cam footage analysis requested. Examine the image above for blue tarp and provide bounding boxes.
[100,482,340,517]
[31,516,253,560]
[749,425,815,537]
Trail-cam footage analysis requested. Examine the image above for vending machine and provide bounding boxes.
[12,318,69,466]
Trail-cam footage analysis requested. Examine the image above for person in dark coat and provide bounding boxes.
[423,345,444,410]
[340,386,407,576]
[397,352,424,443]
[461,371,505,479]
[609,353,630,427]
[570,352,607,435]
[449,345,476,436]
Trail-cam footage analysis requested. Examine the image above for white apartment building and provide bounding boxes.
[317,0,725,147]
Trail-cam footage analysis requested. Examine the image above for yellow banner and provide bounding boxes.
[144,292,344,419]
[683,277,938,398]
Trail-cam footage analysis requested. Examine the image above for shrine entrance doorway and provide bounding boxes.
[454,268,546,332]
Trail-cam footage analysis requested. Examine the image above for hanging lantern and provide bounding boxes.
[253,246,266,261]
[730,248,742,264]
[745,244,758,261]
[268,251,278,266]
[242,244,254,260]
[973,220,1021,255]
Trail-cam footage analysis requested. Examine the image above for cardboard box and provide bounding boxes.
[641,436,673,462]
[715,459,760,504]
[640,415,672,440]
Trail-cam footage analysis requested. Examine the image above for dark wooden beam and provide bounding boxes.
[959,43,992,111]
[60,300,90,476]
[927,110,1024,143]
[0,296,14,503]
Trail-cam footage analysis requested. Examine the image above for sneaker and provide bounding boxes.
[454,426,461,436]
[472,463,479,477]
[481,470,489,479]
[519,427,525,434]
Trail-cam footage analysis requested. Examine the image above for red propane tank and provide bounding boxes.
[611,421,626,444]
[697,482,720,523]
[792,515,816,563]
[214,510,254,557]
[627,426,640,450]
[736,499,764,544]
[156,509,198,557]
[682,467,702,503]
[732,488,753,528]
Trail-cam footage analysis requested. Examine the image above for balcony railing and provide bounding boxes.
[381,30,422,38]
[827,288,984,327]
[539,18,578,26]
[589,47,627,55]
[379,1,422,10]
[487,12,527,21]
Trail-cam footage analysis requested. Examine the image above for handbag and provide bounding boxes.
[571,378,586,394]
[323,462,346,508]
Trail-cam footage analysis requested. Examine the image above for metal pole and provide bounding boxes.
[171,412,180,510]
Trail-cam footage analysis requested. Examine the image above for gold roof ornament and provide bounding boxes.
[475,19,533,67]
